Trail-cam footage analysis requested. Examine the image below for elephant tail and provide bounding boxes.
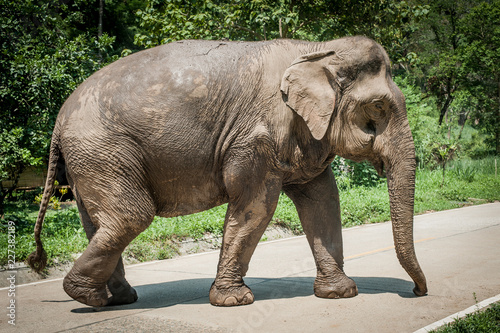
[27,125,61,273]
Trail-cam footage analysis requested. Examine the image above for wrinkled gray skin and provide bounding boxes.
[29,36,427,307]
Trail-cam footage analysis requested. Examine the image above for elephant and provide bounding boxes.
[28,36,427,307]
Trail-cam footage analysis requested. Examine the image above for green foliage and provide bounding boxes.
[41,208,81,237]
[414,160,500,214]
[394,75,495,171]
[0,0,119,212]
[452,165,475,183]
[394,76,438,168]
[134,0,430,59]
[0,128,42,182]
[339,184,391,227]
[431,142,457,186]
[134,0,338,46]
[101,0,147,51]
[431,302,500,333]
[33,181,69,210]
[451,156,499,176]
[272,193,301,233]
[410,0,500,153]
[0,205,87,265]
[332,157,381,189]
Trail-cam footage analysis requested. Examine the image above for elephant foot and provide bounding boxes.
[63,270,110,307]
[108,285,138,305]
[209,282,254,306]
[314,274,358,299]
[107,276,138,305]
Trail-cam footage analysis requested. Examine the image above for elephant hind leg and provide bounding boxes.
[72,193,138,305]
[64,184,155,307]
[107,257,138,305]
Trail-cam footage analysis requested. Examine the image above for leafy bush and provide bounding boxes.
[332,157,381,189]
[394,76,439,169]
[451,165,476,183]
[0,1,120,215]
[339,183,390,227]
[272,193,301,233]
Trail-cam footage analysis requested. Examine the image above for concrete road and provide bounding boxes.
[1,203,499,332]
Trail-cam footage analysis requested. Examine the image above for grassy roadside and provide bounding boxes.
[1,157,499,268]
[430,301,500,333]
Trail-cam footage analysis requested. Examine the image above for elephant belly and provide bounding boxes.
[154,175,228,218]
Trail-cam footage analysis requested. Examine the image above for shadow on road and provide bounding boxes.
[352,276,416,298]
[69,275,415,314]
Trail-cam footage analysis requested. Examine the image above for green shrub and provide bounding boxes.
[339,183,390,227]
[394,76,439,169]
[332,157,381,188]
[272,193,302,233]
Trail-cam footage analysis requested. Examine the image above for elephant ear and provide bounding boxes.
[280,50,337,140]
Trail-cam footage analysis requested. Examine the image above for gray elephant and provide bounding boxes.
[28,36,427,307]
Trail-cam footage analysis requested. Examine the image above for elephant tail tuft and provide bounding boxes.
[27,125,61,273]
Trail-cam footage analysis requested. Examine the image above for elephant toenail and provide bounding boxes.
[223,296,238,306]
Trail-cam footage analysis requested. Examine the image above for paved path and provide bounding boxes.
[1,203,499,332]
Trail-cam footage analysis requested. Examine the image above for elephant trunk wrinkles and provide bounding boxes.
[385,134,427,297]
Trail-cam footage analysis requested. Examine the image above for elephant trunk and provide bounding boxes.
[384,129,427,297]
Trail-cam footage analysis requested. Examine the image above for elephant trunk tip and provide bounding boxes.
[413,281,428,297]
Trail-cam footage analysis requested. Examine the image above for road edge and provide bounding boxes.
[413,294,500,333]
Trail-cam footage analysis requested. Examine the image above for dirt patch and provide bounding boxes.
[0,261,73,287]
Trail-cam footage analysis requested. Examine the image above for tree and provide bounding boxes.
[134,0,430,69]
[413,0,472,125]
[134,0,335,47]
[459,0,500,154]
[0,0,117,215]
[100,0,147,53]
[403,0,499,156]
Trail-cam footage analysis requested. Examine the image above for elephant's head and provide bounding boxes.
[280,36,427,296]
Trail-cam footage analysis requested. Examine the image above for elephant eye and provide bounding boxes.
[365,99,387,120]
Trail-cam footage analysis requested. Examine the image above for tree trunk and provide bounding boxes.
[438,95,454,126]
[0,188,5,218]
[98,0,103,38]
[457,110,470,141]
[497,74,500,154]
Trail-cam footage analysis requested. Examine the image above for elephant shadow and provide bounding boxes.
[71,276,416,313]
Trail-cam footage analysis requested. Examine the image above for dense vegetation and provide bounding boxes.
[1,0,499,267]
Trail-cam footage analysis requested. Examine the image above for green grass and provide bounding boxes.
[1,157,499,268]
[431,302,500,333]
[123,204,228,262]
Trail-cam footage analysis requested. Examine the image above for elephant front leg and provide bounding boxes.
[284,167,358,299]
[210,171,282,306]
